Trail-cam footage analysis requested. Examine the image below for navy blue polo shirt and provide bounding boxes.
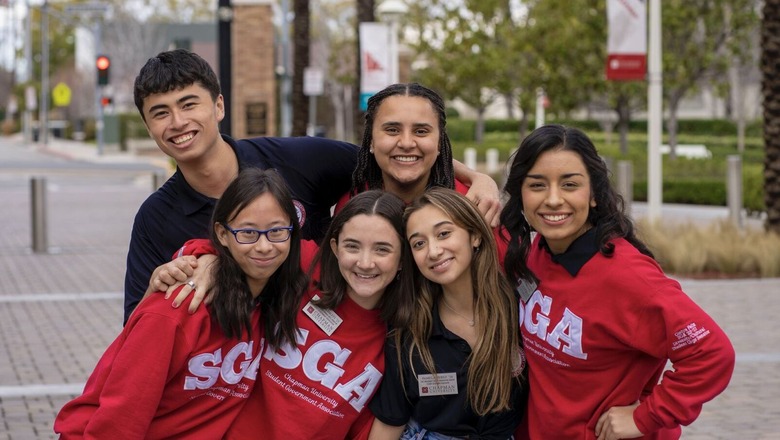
[123,134,357,323]
[369,303,526,439]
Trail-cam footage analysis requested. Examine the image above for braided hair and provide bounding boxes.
[352,83,455,195]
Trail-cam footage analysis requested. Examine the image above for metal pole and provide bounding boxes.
[535,88,545,129]
[307,94,316,136]
[94,22,104,155]
[727,155,743,229]
[153,171,167,191]
[617,160,634,216]
[40,0,49,146]
[23,0,33,143]
[31,177,48,253]
[389,19,399,84]
[647,0,663,221]
[280,0,292,136]
[217,0,232,136]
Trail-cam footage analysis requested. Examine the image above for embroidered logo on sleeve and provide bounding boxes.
[672,322,711,351]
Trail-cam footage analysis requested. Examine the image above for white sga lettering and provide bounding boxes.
[519,289,588,360]
[183,340,265,390]
[263,328,382,412]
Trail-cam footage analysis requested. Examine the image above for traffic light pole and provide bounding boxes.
[39,0,49,146]
[94,22,104,155]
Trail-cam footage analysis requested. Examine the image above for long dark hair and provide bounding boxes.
[500,124,654,284]
[352,83,454,194]
[312,190,415,329]
[209,168,307,346]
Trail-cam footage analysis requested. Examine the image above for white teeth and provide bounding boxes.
[543,214,568,222]
[355,273,377,279]
[393,156,418,162]
[172,133,194,144]
[431,259,450,270]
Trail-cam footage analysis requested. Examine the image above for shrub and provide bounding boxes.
[636,219,780,277]
[633,179,726,205]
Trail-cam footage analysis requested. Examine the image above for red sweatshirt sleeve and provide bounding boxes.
[89,314,180,437]
[628,273,736,434]
[173,238,215,259]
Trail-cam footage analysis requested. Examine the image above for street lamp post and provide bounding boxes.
[377,0,407,85]
[40,0,49,146]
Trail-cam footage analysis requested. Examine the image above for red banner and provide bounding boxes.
[606,0,647,81]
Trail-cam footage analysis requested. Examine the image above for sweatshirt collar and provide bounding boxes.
[539,227,599,277]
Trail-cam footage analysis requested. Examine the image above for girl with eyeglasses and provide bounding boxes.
[55,168,307,438]
[145,190,416,438]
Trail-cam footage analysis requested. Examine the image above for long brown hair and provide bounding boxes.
[397,187,520,415]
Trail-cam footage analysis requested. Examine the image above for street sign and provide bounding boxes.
[25,86,37,111]
[303,67,324,96]
[52,82,72,107]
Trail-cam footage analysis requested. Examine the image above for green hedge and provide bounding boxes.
[448,117,764,142]
[633,177,764,212]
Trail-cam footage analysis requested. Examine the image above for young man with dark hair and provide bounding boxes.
[124,49,500,323]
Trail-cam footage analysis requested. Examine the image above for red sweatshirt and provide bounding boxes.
[54,292,263,439]
[333,179,471,213]
[519,237,735,439]
[225,289,387,439]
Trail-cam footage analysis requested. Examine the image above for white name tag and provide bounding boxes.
[417,372,458,396]
[302,295,343,336]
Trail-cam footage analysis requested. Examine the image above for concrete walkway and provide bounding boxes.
[0,134,778,439]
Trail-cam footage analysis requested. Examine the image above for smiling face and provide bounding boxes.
[371,95,441,199]
[406,205,480,295]
[520,148,596,254]
[141,82,224,163]
[216,192,292,297]
[329,214,403,310]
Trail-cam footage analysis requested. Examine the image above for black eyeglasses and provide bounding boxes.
[223,224,293,244]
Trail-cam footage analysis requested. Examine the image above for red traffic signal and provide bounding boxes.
[96,55,110,86]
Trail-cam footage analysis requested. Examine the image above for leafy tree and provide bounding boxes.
[762,0,780,232]
[30,3,77,94]
[660,0,758,159]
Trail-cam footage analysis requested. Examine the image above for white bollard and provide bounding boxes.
[727,155,743,229]
[464,148,477,170]
[486,148,499,174]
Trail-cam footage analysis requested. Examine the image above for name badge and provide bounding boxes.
[303,295,343,336]
[516,279,537,304]
[417,372,458,396]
